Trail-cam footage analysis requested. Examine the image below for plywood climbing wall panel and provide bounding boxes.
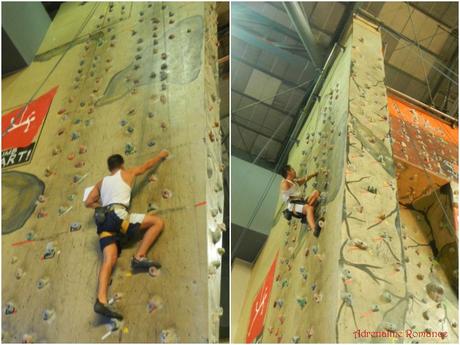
[2,2,223,343]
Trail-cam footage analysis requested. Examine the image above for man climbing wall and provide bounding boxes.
[2,2,224,342]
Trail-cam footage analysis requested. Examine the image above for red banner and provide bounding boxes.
[2,86,58,168]
[246,251,278,343]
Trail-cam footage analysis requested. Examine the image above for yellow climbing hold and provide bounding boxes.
[125,272,132,277]
[123,327,129,334]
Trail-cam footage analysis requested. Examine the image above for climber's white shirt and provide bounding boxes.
[100,170,132,207]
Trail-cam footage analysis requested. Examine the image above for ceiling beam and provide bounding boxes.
[232,25,308,66]
[283,2,323,69]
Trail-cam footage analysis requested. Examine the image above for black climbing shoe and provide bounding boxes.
[131,256,161,270]
[94,299,123,320]
[313,223,322,238]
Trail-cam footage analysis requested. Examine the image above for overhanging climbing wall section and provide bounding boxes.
[337,18,458,343]
[234,30,352,343]
[2,2,223,343]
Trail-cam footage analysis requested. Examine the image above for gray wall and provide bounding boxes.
[231,156,281,235]
[2,2,50,75]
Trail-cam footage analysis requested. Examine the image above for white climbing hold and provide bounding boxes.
[160,328,178,343]
[161,189,172,199]
[15,268,24,280]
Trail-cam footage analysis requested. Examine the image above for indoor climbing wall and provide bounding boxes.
[389,94,458,204]
[2,2,224,343]
[338,18,457,343]
[234,28,352,343]
[235,17,458,344]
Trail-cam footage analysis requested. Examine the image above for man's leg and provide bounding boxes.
[135,214,165,260]
[307,190,320,206]
[97,243,118,304]
[302,204,316,230]
[94,241,123,320]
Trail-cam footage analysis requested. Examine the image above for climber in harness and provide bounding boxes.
[280,165,322,237]
[84,149,169,320]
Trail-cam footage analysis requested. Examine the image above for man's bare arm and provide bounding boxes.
[296,172,318,185]
[129,149,169,176]
[85,180,102,208]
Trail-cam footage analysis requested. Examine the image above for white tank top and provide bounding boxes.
[100,170,132,207]
[281,179,301,203]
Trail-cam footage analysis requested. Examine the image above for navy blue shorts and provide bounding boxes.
[97,209,144,255]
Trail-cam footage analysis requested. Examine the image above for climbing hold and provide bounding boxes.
[161,189,172,199]
[313,292,323,303]
[125,143,135,155]
[5,302,15,315]
[11,256,18,264]
[342,269,352,280]
[382,291,392,303]
[292,336,300,343]
[367,186,377,194]
[44,242,56,259]
[352,239,368,250]
[22,334,33,343]
[127,126,134,134]
[382,322,396,332]
[341,292,352,306]
[147,295,164,313]
[211,228,221,244]
[426,282,444,302]
[416,273,424,281]
[371,304,379,312]
[281,279,288,288]
[296,297,307,309]
[70,223,81,232]
[42,309,55,322]
[217,248,225,256]
[74,161,85,168]
[71,131,80,141]
[148,266,160,277]
[16,268,24,279]
[37,277,49,289]
[211,260,221,269]
[37,209,48,218]
[38,195,46,203]
[52,146,62,156]
[79,145,87,154]
[147,202,159,212]
[422,310,429,320]
[274,299,284,308]
[159,328,178,343]
[44,167,54,177]
[209,265,217,276]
